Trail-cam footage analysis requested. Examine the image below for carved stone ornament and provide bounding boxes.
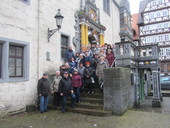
[73,11,81,52]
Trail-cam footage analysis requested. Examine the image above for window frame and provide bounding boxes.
[60,33,70,60]
[20,0,31,5]
[103,0,110,16]
[9,45,24,78]
[0,37,29,83]
[0,43,2,78]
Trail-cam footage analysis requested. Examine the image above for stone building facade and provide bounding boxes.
[0,0,121,114]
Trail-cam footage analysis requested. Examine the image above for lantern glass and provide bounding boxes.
[55,9,64,29]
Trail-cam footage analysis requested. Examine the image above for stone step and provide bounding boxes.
[149,92,170,97]
[82,88,103,93]
[67,97,103,104]
[66,107,112,117]
[76,102,103,109]
[81,93,103,99]
[81,97,103,104]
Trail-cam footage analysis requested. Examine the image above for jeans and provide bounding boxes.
[73,87,80,102]
[40,95,49,112]
[61,93,76,111]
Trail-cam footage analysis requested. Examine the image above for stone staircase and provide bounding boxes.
[66,84,113,116]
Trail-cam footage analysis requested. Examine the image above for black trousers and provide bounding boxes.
[53,92,60,107]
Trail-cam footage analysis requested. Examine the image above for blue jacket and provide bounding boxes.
[65,50,75,62]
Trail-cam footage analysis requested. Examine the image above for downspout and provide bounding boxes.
[37,0,40,79]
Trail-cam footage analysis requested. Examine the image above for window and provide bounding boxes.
[0,38,29,83]
[165,35,169,41]
[0,43,2,78]
[150,13,155,18]
[20,0,31,5]
[159,48,164,56]
[157,11,161,17]
[166,48,170,56]
[9,45,23,77]
[163,10,168,16]
[103,0,110,15]
[61,35,69,59]
[158,35,163,42]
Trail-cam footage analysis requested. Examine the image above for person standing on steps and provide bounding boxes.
[72,69,82,103]
[96,56,108,89]
[84,62,95,94]
[37,73,51,113]
[51,71,62,110]
[59,71,76,113]
[78,62,85,93]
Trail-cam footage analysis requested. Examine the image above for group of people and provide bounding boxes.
[37,43,115,113]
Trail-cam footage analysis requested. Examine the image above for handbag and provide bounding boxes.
[91,77,95,83]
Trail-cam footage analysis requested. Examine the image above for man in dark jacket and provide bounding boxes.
[59,71,76,113]
[37,73,51,113]
[65,47,75,62]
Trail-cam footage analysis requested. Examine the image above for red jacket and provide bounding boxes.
[72,74,82,87]
[106,53,114,67]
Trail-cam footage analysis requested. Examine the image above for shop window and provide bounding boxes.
[9,45,23,77]
[61,35,69,59]
[103,0,110,15]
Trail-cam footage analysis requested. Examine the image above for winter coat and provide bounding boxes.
[84,66,93,84]
[37,77,51,96]
[106,53,114,67]
[51,76,62,92]
[78,66,85,78]
[71,74,82,88]
[65,50,75,62]
[96,61,108,84]
[92,57,99,70]
[69,61,77,73]
[76,57,85,68]
[60,68,67,77]
[59,77,73,97]
[84,55,92,66]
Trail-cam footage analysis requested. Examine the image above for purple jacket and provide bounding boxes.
[106,53,114,67]
[71,74,82,87]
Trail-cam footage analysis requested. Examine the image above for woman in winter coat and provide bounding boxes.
[96,56,108,87]
[84,62,94,94]
[106,49,114,67]
[51,71,62,109]
[69,57,77,74]
[72,69,82,103]
[75,54,85,68]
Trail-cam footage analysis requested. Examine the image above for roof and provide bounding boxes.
[132,13,139,40]
[138,0,153,25]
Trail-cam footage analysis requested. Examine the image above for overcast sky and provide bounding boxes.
[129,0,141,14]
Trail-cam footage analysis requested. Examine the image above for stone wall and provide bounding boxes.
[104,67,135,115]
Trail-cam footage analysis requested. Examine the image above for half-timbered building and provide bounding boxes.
[138,0,170,74]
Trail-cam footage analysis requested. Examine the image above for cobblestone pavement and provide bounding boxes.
[0,97,170,128]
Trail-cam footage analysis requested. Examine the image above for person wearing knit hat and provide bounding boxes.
[72,68,82,103]
[84,61,95,94]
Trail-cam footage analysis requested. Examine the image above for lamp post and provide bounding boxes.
[48,9,64,42]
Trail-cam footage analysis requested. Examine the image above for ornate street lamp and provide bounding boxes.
[48,9,64,42]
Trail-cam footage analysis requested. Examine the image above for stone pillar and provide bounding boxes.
[85,25,89,46]
[81,24,86,51]
[100,33,104,46]
[151,69,161,107]
[104,67,133,115]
